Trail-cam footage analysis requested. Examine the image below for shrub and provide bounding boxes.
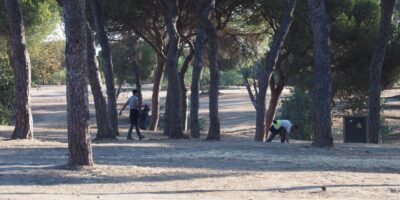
[49,68,66,85]
[380,116,393,137]
[279,88,313,140]
[219,70,243,88]
[0,55,15,124]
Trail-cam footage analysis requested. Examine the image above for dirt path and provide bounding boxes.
[1,86,400,199]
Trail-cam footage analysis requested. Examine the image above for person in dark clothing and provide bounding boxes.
[119,89,144,140]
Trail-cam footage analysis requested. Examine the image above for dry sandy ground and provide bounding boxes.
[1,85,400,200]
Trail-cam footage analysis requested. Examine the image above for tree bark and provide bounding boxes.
[255,0,296,141]
[161,0,185,138]
[308,0,333,147]
[86,22,116,140]
[368,0,395,144]
[190,1,210,138]
[243,76,257,109]
[4,0,33,140]
[203,0,220,140]
[63,0,94,166]
[148,55,165,130]
[190,8,209,138]
[178,36,194,131]
[265,73,287,132]
[89,0,119,136]
[148,19,166,131]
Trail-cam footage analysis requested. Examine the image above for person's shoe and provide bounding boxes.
[139,135,145,140]
[127,137,133,140]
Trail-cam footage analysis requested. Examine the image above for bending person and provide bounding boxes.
[266,119,297,143]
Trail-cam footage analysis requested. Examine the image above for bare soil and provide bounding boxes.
[1,85,400,200]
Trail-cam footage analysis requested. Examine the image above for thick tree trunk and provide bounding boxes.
[4,0,33,140]
[161,0,185,138]
[89,0,119,136]
[86,22,116,140]
[265,74,287,133]
[204,0,220,140]
[190,1,210,138]
[190,32,205,138]
[63,0,93,166]
[255,0,296,141]
[308,0,333,147]
[368,0,395,144]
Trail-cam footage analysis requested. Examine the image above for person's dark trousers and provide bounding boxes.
[267,126,284,142]
[127,109,143,139]
[280,129,288,143]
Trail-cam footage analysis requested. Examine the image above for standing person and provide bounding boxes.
[119,89,144,140]
[266,119,297,143]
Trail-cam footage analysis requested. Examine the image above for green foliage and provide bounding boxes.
[0,0,61,43]
[110,39,156,86]
[0,0,62,84]
[0,53,15,125]
[199,67,210,92]
[219,70,243,88]
[30,40,65,85]
[49,68,66,85]
[382,28,400,88]
[283,0,400,114]
[380,116,393,137]
[279,88,314,140]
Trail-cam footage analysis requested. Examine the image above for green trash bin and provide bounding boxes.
[343,116,367,143]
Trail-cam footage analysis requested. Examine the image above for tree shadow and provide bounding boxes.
[0,169,242,186]
[0,183,398,195]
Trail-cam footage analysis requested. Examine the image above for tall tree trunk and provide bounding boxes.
[161,0,184,138]
[265,73,287,132]
[130,36,143,106]
[190,6,209,138]
[63,0,94,166]
[178,38,194,131]
[86,22,116,140]
[148,19,166,131]
[308,0,333,147]
[368,0,395,144]
[190,1,210,138]
[255,0,296,141]
[89,0,119,135]
[203,0,220,140]
[148,56,165,130]
[4,0,33,140]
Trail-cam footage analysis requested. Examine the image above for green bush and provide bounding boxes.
[0,55,15,124]
[279,88,313,140]
[49,68,66,85]
[219,70,243,88]
[380,116,393,137]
